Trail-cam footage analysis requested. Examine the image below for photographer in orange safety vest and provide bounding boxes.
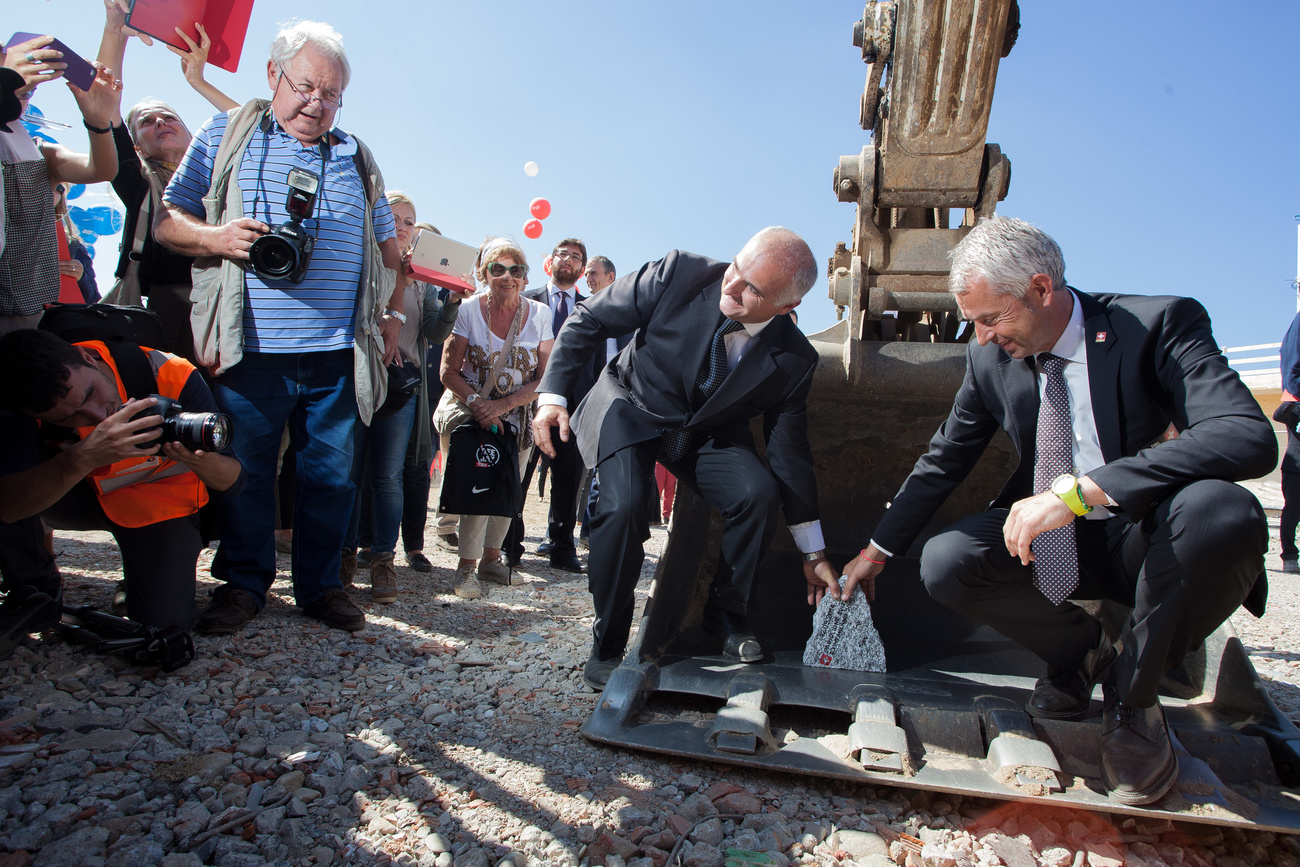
[0,329,243,647]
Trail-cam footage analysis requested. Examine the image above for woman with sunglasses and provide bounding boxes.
[440,238,553,600]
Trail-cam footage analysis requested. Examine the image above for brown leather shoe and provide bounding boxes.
[370,553,398,604]
[195,585,259,635]
[303,588,366,631]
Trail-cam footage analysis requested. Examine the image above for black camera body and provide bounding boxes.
[249,167,320,284]
[135,395,233,453]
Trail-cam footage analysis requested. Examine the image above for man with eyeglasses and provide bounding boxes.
[156,21,406,636]
[534,228,842,690]
[521,238,592,574]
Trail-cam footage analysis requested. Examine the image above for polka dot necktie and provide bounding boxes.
[659,318,744,463]
[1032,353,1080,604]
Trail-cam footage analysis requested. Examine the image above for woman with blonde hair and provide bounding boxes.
[440,238,552,599]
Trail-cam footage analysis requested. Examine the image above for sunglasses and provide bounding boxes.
[487,262,525,278]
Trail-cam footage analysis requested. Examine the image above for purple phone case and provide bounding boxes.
[7,32,96,91]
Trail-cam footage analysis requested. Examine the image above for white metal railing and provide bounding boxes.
[1224,342,1281,379]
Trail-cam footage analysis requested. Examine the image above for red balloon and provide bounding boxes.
[530,197,551,220]
[524,219,543,239]
[543,254,553,276]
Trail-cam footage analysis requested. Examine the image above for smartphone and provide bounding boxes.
[6,33,96,91]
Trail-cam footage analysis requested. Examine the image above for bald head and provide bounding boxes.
[741,227,818,306]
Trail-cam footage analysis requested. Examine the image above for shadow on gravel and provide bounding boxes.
[3,518,624,865]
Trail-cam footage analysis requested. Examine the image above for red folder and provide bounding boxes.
[125,0,254,73]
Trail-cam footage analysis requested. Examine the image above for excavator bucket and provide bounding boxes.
[581,328,1300,832]
[581,0,1300,833]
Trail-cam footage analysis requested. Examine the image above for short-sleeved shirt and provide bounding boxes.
[163,110,396,353]
[452,295,553,399]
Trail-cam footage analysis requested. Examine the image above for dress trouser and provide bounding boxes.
[586,436,781,659]
[544,428,584,557]
[24,482,200,629]
[919,479,1266,708]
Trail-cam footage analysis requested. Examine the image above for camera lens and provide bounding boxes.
[249,234,299,279]
[164,412,233,452]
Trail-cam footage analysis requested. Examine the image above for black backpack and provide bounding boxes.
[39,303,165,399]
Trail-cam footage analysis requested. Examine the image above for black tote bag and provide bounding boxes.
[439,422,523,517]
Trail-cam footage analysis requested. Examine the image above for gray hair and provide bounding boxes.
[948,216,1065,300]
[269,20,351,91]
[589,256,615,278]
[748,226,818,306]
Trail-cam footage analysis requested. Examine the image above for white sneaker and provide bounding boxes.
[454,565,485,599]
[479,557,523,585]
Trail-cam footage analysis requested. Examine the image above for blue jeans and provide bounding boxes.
[347,395,418,554]
[211,350,359,608]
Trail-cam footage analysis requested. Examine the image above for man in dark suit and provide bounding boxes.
[521,238,590,573]
[534,227,842,690]
[842,216,1275,806]
[577,256,634,547]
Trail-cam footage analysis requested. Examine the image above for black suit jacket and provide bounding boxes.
[873,289,1277,558]
[525,283,596,405]
[538,250,822,525]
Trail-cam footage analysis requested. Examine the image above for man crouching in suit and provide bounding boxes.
[533,227,842,690]
[842,216,1275,806]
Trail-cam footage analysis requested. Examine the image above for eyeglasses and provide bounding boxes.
[553,250,583,261]
[487,262,525,278]
[277,66,343,111]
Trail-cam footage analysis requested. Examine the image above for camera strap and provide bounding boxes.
[99,341,158,402]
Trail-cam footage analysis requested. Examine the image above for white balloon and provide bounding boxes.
[523,161,539,177]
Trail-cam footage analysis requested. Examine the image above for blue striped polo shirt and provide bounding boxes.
[164,110,396,353]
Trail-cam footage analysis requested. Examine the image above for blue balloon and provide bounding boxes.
[70,205,124,236]
[79,230,100,247]
[66,184,86,201]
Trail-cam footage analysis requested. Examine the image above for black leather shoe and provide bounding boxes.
[703,606,763,663]
[1100,690,1178,805]
[1026,633,1116,721]
[536,540,555,556]
[583,647,622,691]
[550,552,586,574]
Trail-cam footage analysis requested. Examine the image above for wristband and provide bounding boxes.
[861,549,886,565]
[802,549,827,562]
[383,308,407,324]
[83,119,112,134]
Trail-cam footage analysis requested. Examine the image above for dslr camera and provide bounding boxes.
[135,396,233,452]
[249,167,320,284]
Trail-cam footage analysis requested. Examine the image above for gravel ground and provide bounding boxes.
[2,489,1300,867]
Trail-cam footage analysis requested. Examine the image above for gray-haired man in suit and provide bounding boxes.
[842,216,1274,806]
[534,227,842,690]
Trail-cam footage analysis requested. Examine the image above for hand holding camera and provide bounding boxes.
[71,398,168,472]
[249,166,321,284]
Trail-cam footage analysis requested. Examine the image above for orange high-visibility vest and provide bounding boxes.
[72,341,209,528]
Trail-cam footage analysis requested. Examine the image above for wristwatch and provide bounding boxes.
[466,394,481,405]
[802,549,827,562]
[1050,473,1093,516]
[383,308,407,324]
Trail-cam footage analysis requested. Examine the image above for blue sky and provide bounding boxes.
[18,1,1300,350]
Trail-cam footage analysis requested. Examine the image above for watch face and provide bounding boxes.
[1051,474,1076,496]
